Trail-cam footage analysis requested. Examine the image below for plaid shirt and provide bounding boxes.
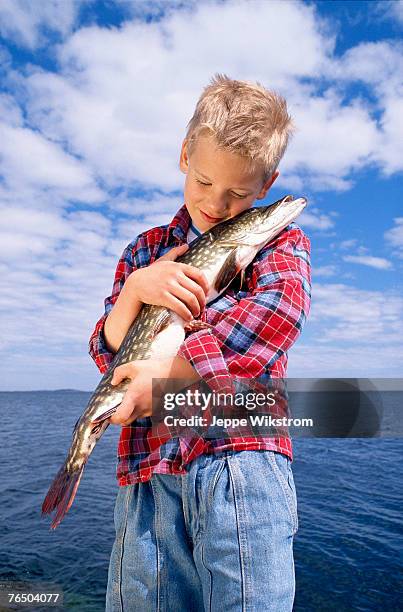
[89,204,311,485]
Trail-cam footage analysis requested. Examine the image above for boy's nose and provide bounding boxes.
[205,199,228,217]
[206,208,225,217]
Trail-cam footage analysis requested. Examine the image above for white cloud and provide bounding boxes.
[0,186,187,388]
[310,283,403,343]
[331,40,403,92]
[377,95,403,175]
[389,0,403,24]
[0,0,401,199]
[0,0,82,48]
[385,217,403,258]
[112,193,182,216]
[0,123,100,194]
[375,0,403,26]
[299,207,335,231]
[284,88,380,187]
[1,0,403,388]
[289,342,403,378]
[327,40,403,176]
[339,239,358,251]
[0,92,23,126]
[286,173,354,193]
[0,207,119,389]
[287,281,403,377]
[0,92,105,207]
[313,265,337,277]
[342,254,393,270]
[16,0,386,194]
[15,0,400,194]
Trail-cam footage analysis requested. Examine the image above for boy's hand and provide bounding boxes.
[108,357,200,426]
[108,361,154,425]
[128,244,209,322]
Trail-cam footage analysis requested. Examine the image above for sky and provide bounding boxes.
[0,0,402,391]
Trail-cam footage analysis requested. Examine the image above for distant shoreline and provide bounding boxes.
[0,388,92,394]
[1,378,403,393]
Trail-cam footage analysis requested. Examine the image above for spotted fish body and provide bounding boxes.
[42,195,307,528]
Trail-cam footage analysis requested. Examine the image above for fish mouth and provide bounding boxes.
[200,210,226,223]
[252,195,307,236]
[263,195,307,220]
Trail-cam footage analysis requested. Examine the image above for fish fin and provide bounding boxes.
[216,240,244,248]
[91,406,119,426]
[240,268,245,288]
[218,239,256,248]
[73,403,117,431]
[42,462,85,530]
[214,249,239,293]
[150,310,172,340]
[184,319,214,333]
[230,268,246,293]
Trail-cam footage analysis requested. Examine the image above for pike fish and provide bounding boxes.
[42,194,307,528]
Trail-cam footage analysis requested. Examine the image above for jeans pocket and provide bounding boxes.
[265,451,299,536]
[207,457,227,508]
[193,455,228,540]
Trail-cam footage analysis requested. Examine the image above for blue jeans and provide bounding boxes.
[105,450,298,611]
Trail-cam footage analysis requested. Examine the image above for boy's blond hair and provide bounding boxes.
[185,73,295,184]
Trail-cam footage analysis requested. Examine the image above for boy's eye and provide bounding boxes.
[195,178,247,199]
[232,193,247,199]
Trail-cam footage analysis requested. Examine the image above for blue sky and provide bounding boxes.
[0,0,402,390]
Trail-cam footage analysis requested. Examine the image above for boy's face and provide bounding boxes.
[179,132,279,232]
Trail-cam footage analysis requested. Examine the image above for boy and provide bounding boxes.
[89,74,311,611]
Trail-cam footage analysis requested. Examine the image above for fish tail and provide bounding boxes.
[41,462,85,529]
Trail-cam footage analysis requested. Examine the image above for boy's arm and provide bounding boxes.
[89,237,208,374]
[176,226,312,392]
[89,241,142,374]
[90,224,310,425]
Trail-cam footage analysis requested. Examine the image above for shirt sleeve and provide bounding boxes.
[176,225,311,393]
[88,238,146,374]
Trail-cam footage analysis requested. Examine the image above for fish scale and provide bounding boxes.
[41,194,307,529]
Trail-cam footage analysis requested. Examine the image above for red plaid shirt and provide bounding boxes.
[89,204,311,485]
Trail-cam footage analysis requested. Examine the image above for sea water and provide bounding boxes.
[0,390,402,611]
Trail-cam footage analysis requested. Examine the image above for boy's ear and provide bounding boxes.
[256,169,280,200]
[179,139,189,174]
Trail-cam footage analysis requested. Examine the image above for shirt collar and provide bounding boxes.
[166,204,192,245]
[189,221,203,237]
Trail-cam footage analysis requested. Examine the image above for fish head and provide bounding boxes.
[215,194,307,250]
[206,195,307,298]
[254,194,307,244]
